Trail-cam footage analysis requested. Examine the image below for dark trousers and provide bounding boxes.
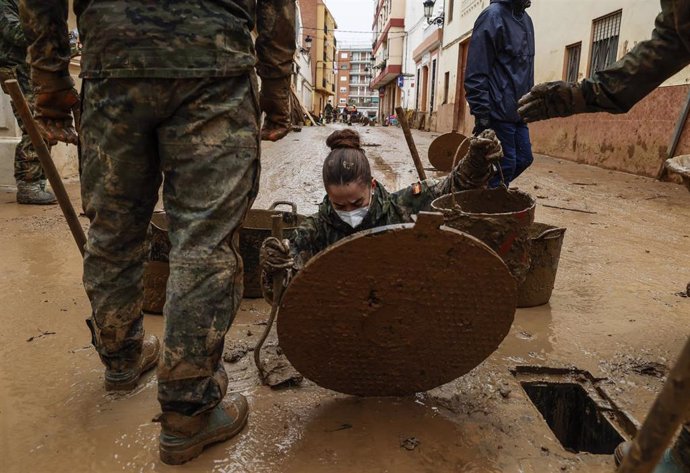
[489,120,534,187]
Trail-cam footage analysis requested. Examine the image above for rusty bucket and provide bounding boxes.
[517,223,566,308]
[431,187,536,282]
[142,202,306,310]
[143,212,170,314]
[240,201,306,298]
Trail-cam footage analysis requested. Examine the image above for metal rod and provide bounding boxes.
[657,87,690,180]
[4,79,86,256]
[618,337,690,473]
[254,214,286,384]
[395,106,427,181]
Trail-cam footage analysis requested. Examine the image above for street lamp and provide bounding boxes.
[301,35,312,53]
[423,0,445,26]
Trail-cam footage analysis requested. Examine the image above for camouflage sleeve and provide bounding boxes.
[581,0,690,113]
[19,0,73,92]
[289,215,326,270]
[256,0,297,80]
[0,1,27,48]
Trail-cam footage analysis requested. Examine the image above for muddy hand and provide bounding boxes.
[260,237,293,274]
[469,129,503,163]
[517,81,587,123]
[35,88,80,145]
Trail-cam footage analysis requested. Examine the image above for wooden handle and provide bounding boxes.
[395,106,427,181]
[4,79,86,256]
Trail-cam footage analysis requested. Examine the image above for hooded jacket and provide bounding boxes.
[464,0,535,124]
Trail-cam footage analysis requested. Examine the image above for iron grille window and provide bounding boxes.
[565,43,581,83]
[589,11,622,76]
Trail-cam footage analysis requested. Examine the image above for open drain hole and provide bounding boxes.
[521,382,624,454]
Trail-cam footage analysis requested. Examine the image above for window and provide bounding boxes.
[430,59,437,113]
[340,87,347,93]
[415,68,421,110]
[340,64,349,70]
[443,71,450,104]
[340,76,347,82]
[341,52,348,59]
[339,98,347,104]
[448,0,454,23]
[564,42,582,83]
[589,11,622,76]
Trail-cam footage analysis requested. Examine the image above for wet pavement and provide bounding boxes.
[1,124,689,472]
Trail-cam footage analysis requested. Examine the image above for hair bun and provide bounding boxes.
[326,129,361,150]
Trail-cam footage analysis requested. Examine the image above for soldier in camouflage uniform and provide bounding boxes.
[0,0,56,204]
[260,128,503,294]
[20,0,295,465]
[518,2,690,471]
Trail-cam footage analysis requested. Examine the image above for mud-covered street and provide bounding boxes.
[1,124,689,472]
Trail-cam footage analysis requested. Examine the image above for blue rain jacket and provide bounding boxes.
[464,0,535,124]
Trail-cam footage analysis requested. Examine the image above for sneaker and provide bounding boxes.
[104,335,160,392]
[157,394,249,465]
[614,441,688,472]
[16,180,57,205]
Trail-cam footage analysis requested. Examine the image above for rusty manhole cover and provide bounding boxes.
[277,212,517,396]
[428,132,470,172]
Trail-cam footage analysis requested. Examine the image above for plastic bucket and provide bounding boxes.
[517,223,566,308]
[431,187,536,281]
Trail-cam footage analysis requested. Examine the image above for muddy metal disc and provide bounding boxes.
[428,132,470,172]
[277,212,517,397]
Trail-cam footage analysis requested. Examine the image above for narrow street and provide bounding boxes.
[1,123,689,472]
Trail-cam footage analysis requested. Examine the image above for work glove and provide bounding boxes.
[468,129,503,163]
[517,81,587,123]
[260,237,294,275]
[34,88,80,145]
[453,129,503,189]
[260,77,291,142]
[472,116,491,136]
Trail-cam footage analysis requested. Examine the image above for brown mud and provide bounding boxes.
[1,125,689,472]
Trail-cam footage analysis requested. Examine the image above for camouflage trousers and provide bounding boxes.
[0,66,47,183]
[81,74,260,417]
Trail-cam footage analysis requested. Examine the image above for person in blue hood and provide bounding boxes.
[464,0,535,187]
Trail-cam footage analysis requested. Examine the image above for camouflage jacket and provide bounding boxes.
[20,0,295,91]
[0,0,28,69]
[290,167,487,270]
[582,0,690,113]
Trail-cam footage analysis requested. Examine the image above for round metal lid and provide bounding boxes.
[428,132,471,173]
[277,212,517,396]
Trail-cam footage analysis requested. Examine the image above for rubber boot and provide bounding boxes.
[155,394,249,465]
[614,441,690,472]
[104,334,160,392]
[260,77,291,142]
[16,180,57,205]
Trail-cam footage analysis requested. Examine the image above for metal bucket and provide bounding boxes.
[517,224,566,308]
[431,187,536,282]
[240,201,305,298]
[142,202,305,310]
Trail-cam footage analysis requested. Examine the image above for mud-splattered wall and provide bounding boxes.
[528,84,690,178]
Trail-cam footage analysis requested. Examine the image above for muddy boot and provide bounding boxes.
[104,335,160,392]
[614,441,689,472]
[156,394,249,465]
[16,180,57,205]
[260,77,291,142]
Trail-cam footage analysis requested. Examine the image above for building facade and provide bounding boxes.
[337,48,379,119]
[420,0,690,178]
[300,0,338,116]
[370,0,406,120]
[294,1,314,114]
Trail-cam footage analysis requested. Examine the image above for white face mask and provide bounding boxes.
[336,206,369,228]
